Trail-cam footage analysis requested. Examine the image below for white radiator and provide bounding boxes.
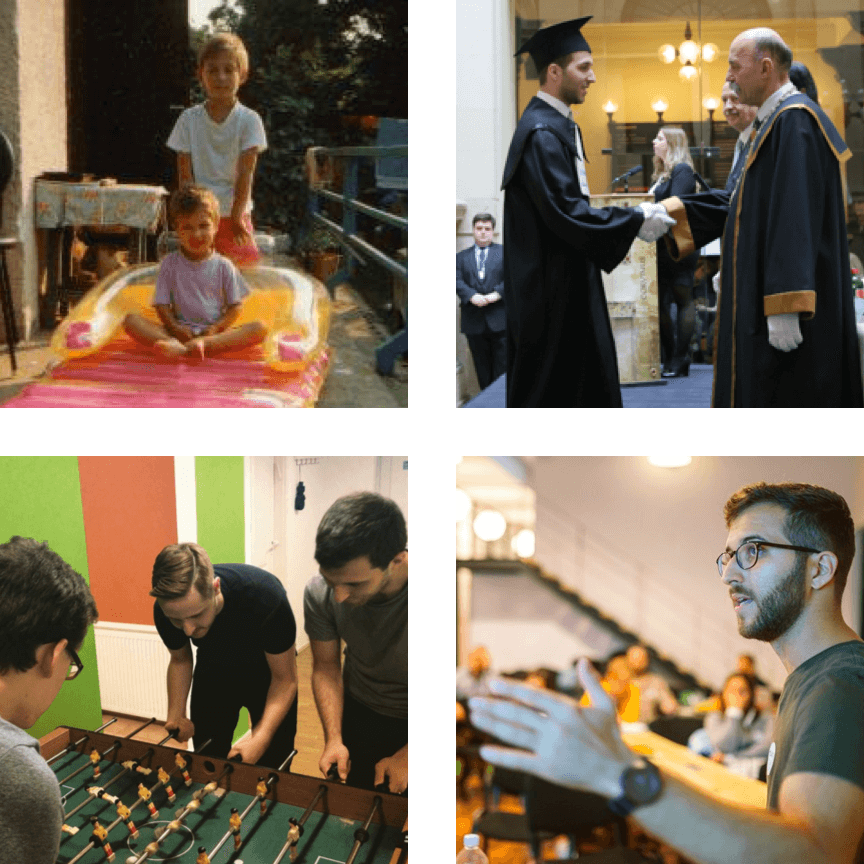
[94,622,171,720]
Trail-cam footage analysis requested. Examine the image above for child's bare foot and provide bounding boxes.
[154,338,186,357]
[185,338,207,359]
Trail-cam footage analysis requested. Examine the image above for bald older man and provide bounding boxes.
[661,29,863,408]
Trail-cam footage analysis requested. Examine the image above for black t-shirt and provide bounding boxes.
[153,563,296,681]
[767,640,864,810]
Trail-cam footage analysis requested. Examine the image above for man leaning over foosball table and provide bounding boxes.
[151,492,408,794]
[304,493,408,795]
[152,543,298,769]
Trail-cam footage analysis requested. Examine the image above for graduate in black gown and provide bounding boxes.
[502,17,674,408]
[660,28,863,408]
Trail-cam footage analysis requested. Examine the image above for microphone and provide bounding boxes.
[607,165,642,191]
[612,165,642,183]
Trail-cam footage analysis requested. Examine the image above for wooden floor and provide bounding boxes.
[102,645,325,780]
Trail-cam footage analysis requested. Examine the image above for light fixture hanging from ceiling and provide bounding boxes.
[658,21,718,82]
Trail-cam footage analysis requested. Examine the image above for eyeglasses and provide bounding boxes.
[716,541,820,576]
[66,646,84,681]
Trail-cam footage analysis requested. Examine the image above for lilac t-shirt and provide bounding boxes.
[154,251,250,332]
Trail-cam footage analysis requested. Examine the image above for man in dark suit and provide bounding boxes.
[456,213,506,390]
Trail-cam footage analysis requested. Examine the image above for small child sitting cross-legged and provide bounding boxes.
[125,185,266,358]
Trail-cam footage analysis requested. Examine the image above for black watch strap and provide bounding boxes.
[608,757,663,816]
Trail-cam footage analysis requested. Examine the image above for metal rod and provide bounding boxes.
[318,188,408,230]
[271,784,329,863]
[345,796,382,864]
[64,745,156,819]
[48,718,119,765]
[125,717,158,739]
[57,716,153,787]
[311,145,407,158]
[311,214,407,280]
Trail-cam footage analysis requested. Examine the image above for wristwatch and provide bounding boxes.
[608,757,663,816]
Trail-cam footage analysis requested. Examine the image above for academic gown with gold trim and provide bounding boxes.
[501,97,644,408]
[661,93,863,408]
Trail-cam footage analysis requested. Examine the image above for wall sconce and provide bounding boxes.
[602,100,618,121]
[703,96,720,122]
[652,99,669,123]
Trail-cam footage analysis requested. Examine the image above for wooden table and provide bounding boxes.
[623,728,767,809]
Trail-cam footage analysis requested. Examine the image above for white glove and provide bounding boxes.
[767,313,803,352]
[637,202,676,242]
[713,271,721,295]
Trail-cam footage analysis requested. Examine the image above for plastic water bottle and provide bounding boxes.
[456,834,489,863]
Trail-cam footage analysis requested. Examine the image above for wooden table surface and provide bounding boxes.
[623,729,767,809]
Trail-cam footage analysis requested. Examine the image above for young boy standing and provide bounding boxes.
[167,32,267,267]
[0,537,99,863]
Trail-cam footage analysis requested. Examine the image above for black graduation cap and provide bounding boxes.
[515,16,593,69]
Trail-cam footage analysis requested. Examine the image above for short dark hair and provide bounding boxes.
[789,61,818,102]
[315,492,407,570]
[539,52,576,86]
[0,537,98,674]
[150,543,216,601]
[473,213,496,229]
[723,482,855,602]
[720,672,756,713]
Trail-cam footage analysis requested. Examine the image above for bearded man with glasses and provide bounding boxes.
[471,482,864,864]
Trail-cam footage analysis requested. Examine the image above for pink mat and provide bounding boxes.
[4,336,329,408]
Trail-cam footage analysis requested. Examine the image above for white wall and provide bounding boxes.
[245,457,409,651]
[530,457,862,692]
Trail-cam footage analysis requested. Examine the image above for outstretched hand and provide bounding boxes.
[637,203,676,243]
[469,658,635,798]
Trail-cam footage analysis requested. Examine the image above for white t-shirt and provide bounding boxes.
[167,102,267,216]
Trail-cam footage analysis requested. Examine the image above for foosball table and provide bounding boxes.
[41,722,408,864]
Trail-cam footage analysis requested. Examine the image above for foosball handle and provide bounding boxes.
[230,754,244,763]
[326,764,341,782]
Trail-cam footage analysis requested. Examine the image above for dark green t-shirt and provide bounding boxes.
[767,640,864,810]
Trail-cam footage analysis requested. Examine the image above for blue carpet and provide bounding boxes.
[463,365,713,408]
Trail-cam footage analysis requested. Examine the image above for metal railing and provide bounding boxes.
[305,144,407,374]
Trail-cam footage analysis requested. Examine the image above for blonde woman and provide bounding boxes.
[651,127,700,377]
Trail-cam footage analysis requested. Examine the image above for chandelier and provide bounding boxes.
[659,22,718,82]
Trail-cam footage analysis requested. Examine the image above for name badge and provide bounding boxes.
[576,157,591,196]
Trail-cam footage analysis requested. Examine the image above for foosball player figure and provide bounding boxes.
[257,777,268,814]
[158,766,177,802]
[176,752,193,786]
[90,816,115,862]
[138,782,159,818]
[90,747,102,779]
[197,845,211,864]
[229,807,243,850]
[116,800,139,839]
[286,820,301,862]
[192,780,218,802]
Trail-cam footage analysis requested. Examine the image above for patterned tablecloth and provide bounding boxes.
[35,181,167,230]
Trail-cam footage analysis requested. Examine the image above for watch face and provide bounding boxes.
[623,762,662,804]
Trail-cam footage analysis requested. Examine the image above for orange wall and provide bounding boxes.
[78,457,178,624]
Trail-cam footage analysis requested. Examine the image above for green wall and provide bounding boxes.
[0,457,102,738]
[194,456,250,743]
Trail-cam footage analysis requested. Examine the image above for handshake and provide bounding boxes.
[636,202,676,243]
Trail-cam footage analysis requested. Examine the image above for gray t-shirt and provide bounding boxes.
[0,716,63,863]
[767,640,864,812]
[304,576,407,719]
[154,250,250,332]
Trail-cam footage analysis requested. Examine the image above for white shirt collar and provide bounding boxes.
[536,90,572,120]
[756,81,797,126]
[738,124,753,147]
